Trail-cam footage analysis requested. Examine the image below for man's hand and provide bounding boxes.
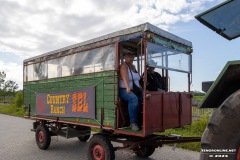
[158,88,165,92]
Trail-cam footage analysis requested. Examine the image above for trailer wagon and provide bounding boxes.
[24,22,200,159]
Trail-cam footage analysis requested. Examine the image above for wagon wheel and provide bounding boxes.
[76,126,91,142]
[200,89,240,160]
[86,134,115,160]
[35,124,51,150]
[135,145,155,158]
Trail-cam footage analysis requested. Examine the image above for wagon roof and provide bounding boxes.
[24,22,192,63]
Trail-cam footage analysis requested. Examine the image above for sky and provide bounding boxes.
[0,0,239,91]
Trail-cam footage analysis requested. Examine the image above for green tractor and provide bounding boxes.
[195,0,240,159]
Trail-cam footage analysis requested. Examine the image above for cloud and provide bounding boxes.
[0,0,216,55]
[0,0,220,89]
[0,60,23,88]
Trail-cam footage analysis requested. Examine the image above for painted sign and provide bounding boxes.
[35,87,95,118]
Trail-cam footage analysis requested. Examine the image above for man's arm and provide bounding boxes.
[154,72,165,90]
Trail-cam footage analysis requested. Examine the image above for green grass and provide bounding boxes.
[0,92,25,117]
[158,116,209,152]
[0,103,25,117]
[193,96,204,100]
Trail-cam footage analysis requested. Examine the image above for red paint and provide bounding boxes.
[144,91,192,135]
[92,144,105,160]
[38,131,44,143]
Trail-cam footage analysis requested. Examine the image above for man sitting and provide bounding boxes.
[141,60,165,91]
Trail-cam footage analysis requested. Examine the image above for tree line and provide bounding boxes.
[0,71,19,96]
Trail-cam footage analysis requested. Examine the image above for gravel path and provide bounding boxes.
[0,114,200,160]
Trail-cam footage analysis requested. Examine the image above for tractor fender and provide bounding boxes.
[199,60,240,108]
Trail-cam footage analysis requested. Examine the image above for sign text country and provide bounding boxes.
[35,87,95,118]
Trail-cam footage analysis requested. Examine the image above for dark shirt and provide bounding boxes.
[141,71,164,91]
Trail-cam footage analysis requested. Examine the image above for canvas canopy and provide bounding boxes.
[24,22,192,64]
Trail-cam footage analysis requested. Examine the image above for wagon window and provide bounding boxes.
[60,54,76,76]
[147,42,191,73]
[48,58,61,78]
[26,64,34,81]
[33,62,47,80]
[75,44,115,74]
[24,44,116,81]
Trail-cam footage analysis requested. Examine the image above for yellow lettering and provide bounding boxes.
[50,105,66,114]
[56,95,59,104]
[47,94,51,104]
[62,95,66,104]
[52,96,55,104]
[66,94,70,103]
[47,94,71,105]
[50,105,54,113]
[59,95,63,104]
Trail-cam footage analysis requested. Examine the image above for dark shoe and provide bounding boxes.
[130,123,139,131]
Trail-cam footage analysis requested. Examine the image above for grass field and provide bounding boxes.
[0,103,25,117]
[0,94,25,117]
[160,116,209,152]
[193,96,204,100]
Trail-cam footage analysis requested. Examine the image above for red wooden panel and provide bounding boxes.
[180,93,192,126]
[144,91,163,135]
[144,92,192,135]
[163,92,180,130]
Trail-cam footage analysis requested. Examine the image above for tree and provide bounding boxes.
[4,80,19,93]
[0,71,6,88]
[0,71,19,96]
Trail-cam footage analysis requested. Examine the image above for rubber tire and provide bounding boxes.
[35,124,51,150]
[76,126,91,142]
[78,134,91,142]
[200,89,240,160]
[135,145,155,158]
[86,134,115,160]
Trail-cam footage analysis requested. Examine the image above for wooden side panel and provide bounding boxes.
[143,92,192,136]
[163,92,180,130]
[180,93,192,126]
[23,71,118,127]
[145,92,163,135]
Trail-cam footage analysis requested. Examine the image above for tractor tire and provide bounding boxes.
[200,89,240,160]
[76,126,91,142]
[86,134,115,160]
[35,124,51,150]
[135,145,155,158]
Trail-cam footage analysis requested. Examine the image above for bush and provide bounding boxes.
[14,92,23,109]
[0,91,24,117]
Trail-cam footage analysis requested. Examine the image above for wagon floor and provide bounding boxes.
[117,126,143,133]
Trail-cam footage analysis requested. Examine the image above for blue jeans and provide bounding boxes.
[119,88,143,123]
